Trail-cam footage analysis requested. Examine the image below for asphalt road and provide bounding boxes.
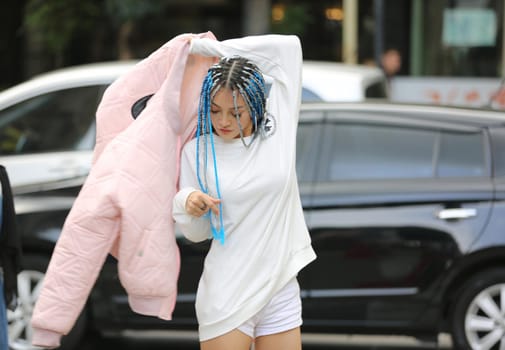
[76,330,453,350]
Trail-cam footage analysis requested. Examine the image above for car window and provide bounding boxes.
[0,86,101,155]
[489,127,505,177]
[296,114,323,183]
[318,123,436,181]
[301,88,323,102]
[438,131,486,177]
[317,119,488,182]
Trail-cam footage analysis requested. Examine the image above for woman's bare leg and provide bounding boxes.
[254,327,301,350]
[200,329,253,350]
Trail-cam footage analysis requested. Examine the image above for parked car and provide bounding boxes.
[0,60,388,190]
[2,65,505,350]
[301,60,387,102]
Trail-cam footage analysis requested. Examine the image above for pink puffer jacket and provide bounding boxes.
[31,32,217,348]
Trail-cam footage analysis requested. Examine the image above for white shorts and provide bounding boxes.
[237,278,302,338]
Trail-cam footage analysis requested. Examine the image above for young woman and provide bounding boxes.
[173,34,316,350]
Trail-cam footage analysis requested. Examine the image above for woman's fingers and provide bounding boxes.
[205,197,221,216]
[186,191,221,217]
[200,196,221,216]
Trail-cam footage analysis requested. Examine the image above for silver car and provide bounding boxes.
[0,61,388,189]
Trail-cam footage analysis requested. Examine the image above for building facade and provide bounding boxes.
[0,0,504,89]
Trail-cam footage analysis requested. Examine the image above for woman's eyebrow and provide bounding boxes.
[211,102,246,110]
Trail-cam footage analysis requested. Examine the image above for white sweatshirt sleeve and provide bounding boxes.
[190,34,303,125]
[173,187,211,242]
[173,144,212,243]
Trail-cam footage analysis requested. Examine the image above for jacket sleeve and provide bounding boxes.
[30,152,121,349]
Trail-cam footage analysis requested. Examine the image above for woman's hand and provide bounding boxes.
[186,190,220,217]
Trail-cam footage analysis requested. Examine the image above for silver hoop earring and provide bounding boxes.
[259,112,276,139]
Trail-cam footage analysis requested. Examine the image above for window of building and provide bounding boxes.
[420,0,504,76]
[271,0,344,61]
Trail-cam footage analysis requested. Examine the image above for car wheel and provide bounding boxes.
[450,268,505,350]
[7,254,88,350]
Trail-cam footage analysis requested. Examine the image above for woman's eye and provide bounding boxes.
[211,110,219,114]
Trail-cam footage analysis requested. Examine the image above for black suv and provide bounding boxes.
[9,102,505,350]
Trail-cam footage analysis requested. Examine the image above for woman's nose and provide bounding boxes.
[217,114,233,125]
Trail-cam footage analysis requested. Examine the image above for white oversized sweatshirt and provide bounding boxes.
[172,34,317,341]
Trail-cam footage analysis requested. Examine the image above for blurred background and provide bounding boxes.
[1,0,504,109]
[2,2,505,350]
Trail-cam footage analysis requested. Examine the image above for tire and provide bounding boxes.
[7,254,88,350]
[450,268,505,350]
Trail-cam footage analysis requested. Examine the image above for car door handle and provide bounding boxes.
[436,208,477,220]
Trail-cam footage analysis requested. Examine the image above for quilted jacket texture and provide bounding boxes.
[31,32,217,348]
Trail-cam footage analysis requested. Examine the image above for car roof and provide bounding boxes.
[300,101,505,128]
[0,61,137,108]
[0,60,388,108]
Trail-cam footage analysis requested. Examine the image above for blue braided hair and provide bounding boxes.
[195,56,267,244]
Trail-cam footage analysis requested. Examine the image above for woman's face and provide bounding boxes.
[210,88,253,140]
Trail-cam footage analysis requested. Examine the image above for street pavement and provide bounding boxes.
[76,330,453,350]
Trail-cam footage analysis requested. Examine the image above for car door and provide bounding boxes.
[301,109,494,330]
[0,85,102,189]
[294,111,325,296]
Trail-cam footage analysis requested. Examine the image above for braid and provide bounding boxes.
[195,56,267,245]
